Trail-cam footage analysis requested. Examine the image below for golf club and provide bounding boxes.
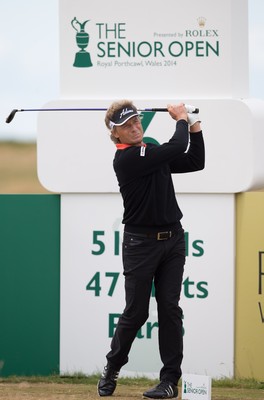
[5,105,199,124]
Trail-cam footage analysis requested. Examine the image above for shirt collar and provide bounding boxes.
[116,143,146,150]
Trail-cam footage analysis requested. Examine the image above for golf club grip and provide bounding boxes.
[144,108,168,112]
[142,107,199,113]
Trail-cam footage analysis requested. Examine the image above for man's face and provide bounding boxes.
[113,116,144,145]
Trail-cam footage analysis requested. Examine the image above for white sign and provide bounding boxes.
[182,374,211,400]
[37,98,264,193]
[60,193,234,378]
[59,0,248,98]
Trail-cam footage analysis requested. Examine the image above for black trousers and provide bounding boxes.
[106,226,186,385]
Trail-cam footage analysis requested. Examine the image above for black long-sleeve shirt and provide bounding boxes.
[113,119,205,230]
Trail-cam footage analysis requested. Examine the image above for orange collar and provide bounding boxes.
[116,143,146,150]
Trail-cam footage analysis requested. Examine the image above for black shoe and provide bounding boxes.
[143,381,178,399]
[97,364,120,396]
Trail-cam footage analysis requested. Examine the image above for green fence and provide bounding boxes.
[0,195,60,376]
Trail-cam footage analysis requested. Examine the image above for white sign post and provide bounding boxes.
[59,193,234,378]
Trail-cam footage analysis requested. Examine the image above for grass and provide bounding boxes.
[0,375,264,400]
[211,377,264,390]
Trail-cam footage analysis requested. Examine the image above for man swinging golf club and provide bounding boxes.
[98,100,205,399]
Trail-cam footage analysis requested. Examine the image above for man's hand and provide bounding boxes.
[187,113,202,133]
[167,103,188,122]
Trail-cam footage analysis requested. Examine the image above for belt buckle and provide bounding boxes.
[157,231,171,240]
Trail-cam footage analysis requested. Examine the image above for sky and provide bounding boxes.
[0,0,264,141]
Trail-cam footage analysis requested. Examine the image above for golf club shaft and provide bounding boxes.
[6,105,199,124]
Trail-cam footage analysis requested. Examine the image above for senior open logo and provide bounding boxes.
[70,16,219,69]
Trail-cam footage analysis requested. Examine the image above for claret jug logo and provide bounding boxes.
[71,17,93,67]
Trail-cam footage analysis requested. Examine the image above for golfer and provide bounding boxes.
[98,101,205,399]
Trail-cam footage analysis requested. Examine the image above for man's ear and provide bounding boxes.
[112,129,119,139]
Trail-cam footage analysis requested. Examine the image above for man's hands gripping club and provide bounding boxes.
[167,103,201,132]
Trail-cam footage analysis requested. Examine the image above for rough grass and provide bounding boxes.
[0,141,49,193]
